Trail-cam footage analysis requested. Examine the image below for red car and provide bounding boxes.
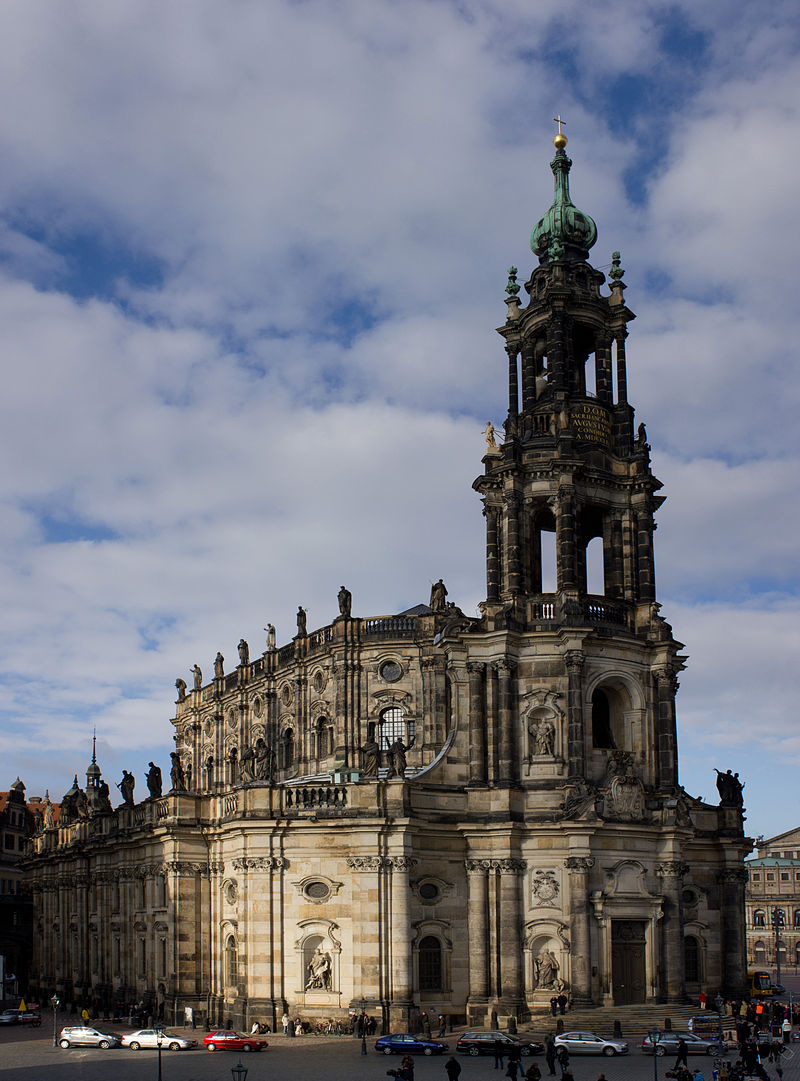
[203,1030,269,1052]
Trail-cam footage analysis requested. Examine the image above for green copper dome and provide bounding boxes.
[530,143,597,264]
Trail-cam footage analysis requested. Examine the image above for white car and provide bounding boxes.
[121,1028,197,1051]
[554,1032,629,1056]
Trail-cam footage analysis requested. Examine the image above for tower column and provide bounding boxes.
[498,859,526,1010]
[596,335,613,404]
[466,860,489,1018]
[496,660,517,785]
[637,514,656,603]
[565,856,594,1006]
[654,667,679,790]
[564,650,586,779]
[615,332,628,405]
[719,869,748,998]
[521,341,536,414]
[389,856,416,1014]
[507,345,519,429]
[504,493,522,596]
[556,490,577,592]
[467,663,486,784]
[484,505,500,602]
[656,861,687,1003]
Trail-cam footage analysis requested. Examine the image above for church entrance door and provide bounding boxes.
[611,920,646,1004]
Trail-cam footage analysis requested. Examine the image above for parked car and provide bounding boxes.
[642,1032,726,1057]
[375,1033,449,1055]
[0,1009,21,1024]
[554,1032,629,1056]
[58,1026,122,1048]
[17,1011,42,1026]
[203,1030,269,1052]
[456,1030,544,1056]
[121,1028,197,1051]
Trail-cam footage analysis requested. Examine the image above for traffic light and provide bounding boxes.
[772,908,785,928]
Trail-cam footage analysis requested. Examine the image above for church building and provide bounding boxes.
[25,133,750,1029]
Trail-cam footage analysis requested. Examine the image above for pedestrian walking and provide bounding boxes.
[550,997,558,1016]
[545,1032,556,1076]
[445,1055,462,1081]
[674,1037,689,1070]
[494,1036,506,1070]
[526,1064,542,1081]
[557,993,568,1015]
[506,1044,525,1080]
[557,1045,570,1078]
[282,1011,289,1035]
[438,1013,447,1037]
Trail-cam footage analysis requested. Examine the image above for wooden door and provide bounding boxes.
[611,920,646,1004]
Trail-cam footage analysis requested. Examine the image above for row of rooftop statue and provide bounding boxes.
[174,580,450,701]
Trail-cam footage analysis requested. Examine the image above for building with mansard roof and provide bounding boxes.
[25,134,751,1030]
[745,830,800,972]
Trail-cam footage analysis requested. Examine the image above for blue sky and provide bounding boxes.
[0,0,799,841]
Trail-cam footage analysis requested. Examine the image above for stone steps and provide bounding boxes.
[525,1004,715,1038]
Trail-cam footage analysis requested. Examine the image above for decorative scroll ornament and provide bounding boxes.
[532,870,560,906]
[231,856,289,872]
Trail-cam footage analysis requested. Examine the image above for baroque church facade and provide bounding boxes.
[25,134,750,1029]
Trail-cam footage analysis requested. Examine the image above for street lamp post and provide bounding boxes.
[50,994,60,1047]
[230,1057,248,1081]
[772,907,785,991]
[360,997,367,1056]
[650,1025,661,1081]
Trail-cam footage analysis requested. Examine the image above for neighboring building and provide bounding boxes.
[0,780,55,997]
[745,829,800,970]
[25,134,751,1028]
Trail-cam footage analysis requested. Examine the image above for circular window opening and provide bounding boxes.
[380,661,402,683]
[305,881,331,901]
[419,882,440,901]
[682,889,696,905]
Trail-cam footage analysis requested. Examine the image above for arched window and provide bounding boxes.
[379,707,414,751]
[585,535,604,595]
[282,729,294,770]
[418,936,442,991]
[755,941,766,962]
[591,689,615,749]
[754,910,766,928]
[225,935,238,986]
[793,909,800,929]
[684,936,700,983]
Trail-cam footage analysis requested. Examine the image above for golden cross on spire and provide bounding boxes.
[553,115,566,135]
[552,114,568,149]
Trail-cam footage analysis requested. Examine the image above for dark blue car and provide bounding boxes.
[375,1033,449,1055]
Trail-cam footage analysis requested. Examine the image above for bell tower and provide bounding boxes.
[474,128,684,793]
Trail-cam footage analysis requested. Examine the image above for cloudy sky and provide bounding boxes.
[1,0,798,842]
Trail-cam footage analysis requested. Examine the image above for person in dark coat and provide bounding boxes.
[494,1036,506,1070]
[674,1037,689,1070]
[445,1056,462,1081]
[556,1045,570,1078]
[545,1033,557,1076]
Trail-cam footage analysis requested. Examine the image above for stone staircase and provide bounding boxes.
[520,1004,721,1039]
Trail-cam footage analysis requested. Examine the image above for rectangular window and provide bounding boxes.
[767,874,775,881]
[752,873,761,881]
[781,873,789,881]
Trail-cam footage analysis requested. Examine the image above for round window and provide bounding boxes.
[252,696,263,717]
[305,881,331,901]
[419,882,440,901]
[682,888,696,905]
[380,661,402,683]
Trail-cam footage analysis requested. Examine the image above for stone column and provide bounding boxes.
[548,311,566,392]
[467,663,486,784]
[656,861,687,1002]
[565,856,594,1005]
[637,514,656,603]
[498,859,526,1010]
[615,333,628,405]
[719,868,749,998]
[556,489,577,591]
[654,667,679,790]
[507,346,519,428]
[496,660,517,785]
[484,505,500,602]
[595,335,613,404]
[521,341,536,414]
[505,492,522,597]
[465,860,489,1016]
[389,857,416,1016]
[564,650,586,779]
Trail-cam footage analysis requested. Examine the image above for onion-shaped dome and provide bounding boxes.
[530,135,597,264]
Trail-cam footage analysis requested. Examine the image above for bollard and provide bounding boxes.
[613,1020,622,1038]
[665,1017,672,1031]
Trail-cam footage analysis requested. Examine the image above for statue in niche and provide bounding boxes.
[483,421,498,452]
[360,734,380,778]
[530,717,555,757]
[306,947,333,990]
[430,579,448,611]
[118,770,136,807]
[170,752,187,792]
[239,744,256,783]
[175,677,187,702]
[534,947,560,989]
[387,735,415,779]
[214,652,225,678]
[238,639,249,666]
[147,761,162,799]
[264,624,276,650]
[296,606,307,636]
[191,664,203,691]
[715,768,744,809]
[338,585,352,618]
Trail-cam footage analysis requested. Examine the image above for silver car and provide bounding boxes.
[121,1028,197,1051]
[554,1032,629,1056]
[642,1032,725,1057]
[58,1025,122,1049]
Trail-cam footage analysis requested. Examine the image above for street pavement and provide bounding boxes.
[1,1016,798,1081]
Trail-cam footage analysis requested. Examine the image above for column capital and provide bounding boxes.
[718,868,748,886]
[388,856,418,873]
[563,650,585,674]
[347,856,387,872]
[656,861,688,879]
[493,659,516,676]
[497,858,527,876]
[654,666,679,694]
[564,856,594,874]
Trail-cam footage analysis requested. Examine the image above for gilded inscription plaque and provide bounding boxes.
[572,403,611,446]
